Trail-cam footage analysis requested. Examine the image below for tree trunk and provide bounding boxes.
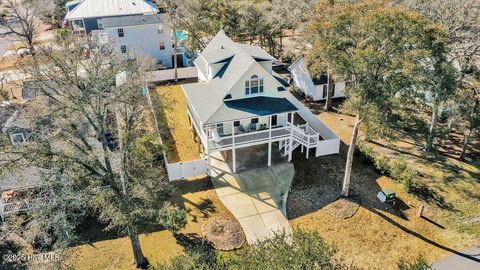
[324,74,334,111]
[341,114,361,197]
[459,128,472,160]
[129,233,148,269]
[425,102,439,152]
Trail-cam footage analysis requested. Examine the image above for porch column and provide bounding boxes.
[288,112,294,162]
[206,127,212,175]
[283,113,288,155]
[268,115,272,166]
[232,121,236,173]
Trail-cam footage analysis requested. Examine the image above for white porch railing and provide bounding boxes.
[292,124,319,147]
[208,125,292,151]
[1,196,50,220]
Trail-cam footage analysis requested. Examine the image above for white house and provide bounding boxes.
[182,31,340,173]
[65,0,174,67]
[290,57,347,101]
[92,14,174,67]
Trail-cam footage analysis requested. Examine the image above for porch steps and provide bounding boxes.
[280,140,300,156]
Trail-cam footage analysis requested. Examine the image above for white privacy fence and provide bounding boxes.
[166,159,209,181]
[316,138,341,157]
[285,92,340,157]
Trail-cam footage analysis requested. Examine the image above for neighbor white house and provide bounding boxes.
[182,31,340,174]
[290,57,347,101]
[65,0,174,67]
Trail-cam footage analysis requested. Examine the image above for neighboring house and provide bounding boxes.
[65,0,175,67]
[290,57,347,101]
[92,14,174,67]
[182,31,340,173]
[65,0,158,35]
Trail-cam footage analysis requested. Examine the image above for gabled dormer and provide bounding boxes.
[223,61,286,100]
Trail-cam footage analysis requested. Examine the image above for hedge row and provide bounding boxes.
[356,141,420,193]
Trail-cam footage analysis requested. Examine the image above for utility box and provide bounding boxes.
[377,188,396,203]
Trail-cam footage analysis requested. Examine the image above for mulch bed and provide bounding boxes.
[324,197,361,219]
[202,218,245,251]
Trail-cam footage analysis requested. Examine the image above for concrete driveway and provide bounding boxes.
[433,245,480,270]
[209,152,294,244]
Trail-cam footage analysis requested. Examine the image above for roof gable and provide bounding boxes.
[183,30,287,125]
[65,0,158,20]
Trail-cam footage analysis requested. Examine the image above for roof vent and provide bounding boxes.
[221,46,224,49]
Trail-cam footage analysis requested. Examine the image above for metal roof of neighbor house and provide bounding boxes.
[183,30,288,125]
[65,0,158,20]
[101,13,165,28]
[207,96,298,124]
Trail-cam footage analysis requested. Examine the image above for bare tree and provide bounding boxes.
[0,0,49,54]
[2,38,186,269]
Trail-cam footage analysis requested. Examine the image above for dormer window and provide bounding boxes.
[245,75,264,95]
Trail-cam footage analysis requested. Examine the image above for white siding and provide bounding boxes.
[258,60,273,74]
[105,23,173,67]
[227,63,284,100]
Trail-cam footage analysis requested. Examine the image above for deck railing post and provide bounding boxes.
[268,115,272,166]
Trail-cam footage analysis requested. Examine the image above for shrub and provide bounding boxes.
[397,256,431,270]
[155,230,344,270]
[356,141,375,164]
[374,155,391,174]
[390,158,408,180]
[54,28,71,44]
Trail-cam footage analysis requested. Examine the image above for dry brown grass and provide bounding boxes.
[68,177,232,270]
[150,85,201,163]
[287,109,479,270]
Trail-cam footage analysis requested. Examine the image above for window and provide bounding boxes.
[118,28,124,37]
[245,80,250,95]
[73,20,84,28]
[120,45,127,53]
[97,19,103,29]
[158,25,164,34]
[251,118,259,124]
[234,121,240,127]
[159,41,166,50]
[10,132,26,146]
[245,75,264,95]
[216,123,224,136]
[271,115,277,126]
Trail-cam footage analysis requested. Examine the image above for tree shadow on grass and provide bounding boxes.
[407,183,456,212]
[371,209,480,264]
[172,232,217,261]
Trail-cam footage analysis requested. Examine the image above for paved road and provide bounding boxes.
[209,152,293,244]
[433,245,480,270]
